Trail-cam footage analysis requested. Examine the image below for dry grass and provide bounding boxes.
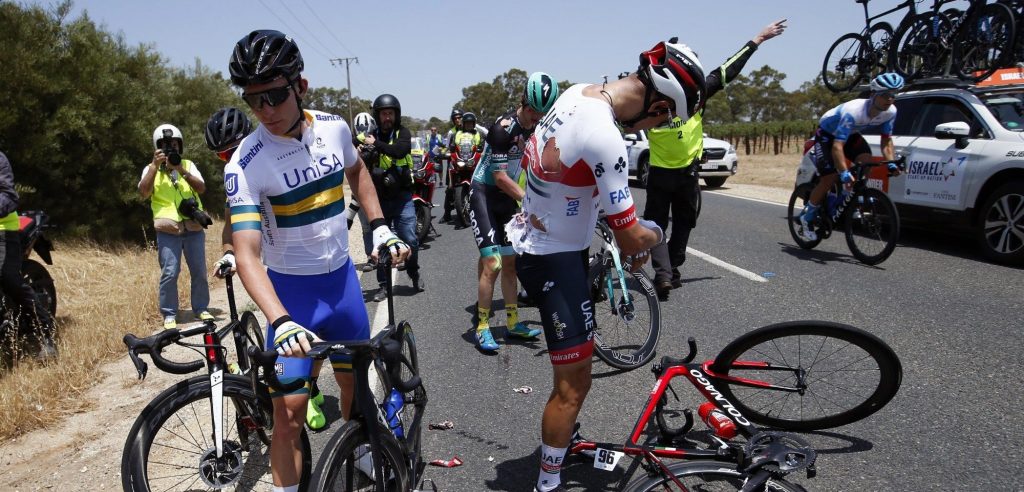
[0,221,226,439]
[730,145,805,190]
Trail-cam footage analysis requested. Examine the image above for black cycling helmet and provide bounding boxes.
[372,94,402,125]
[229,30,304,87]
[450,108,462,125]
[461,112,477,126]
[205,108,253,152]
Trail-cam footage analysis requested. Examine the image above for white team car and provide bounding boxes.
[624,130,738,188]
[794,74,1024,265]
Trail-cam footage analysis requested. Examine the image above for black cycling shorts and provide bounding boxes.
[469,182,518,257]
[516,249,594,365]
[811,129,871,175]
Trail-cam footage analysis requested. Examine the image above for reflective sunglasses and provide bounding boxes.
[242,85,293,110]
[876,91,897,99]
[216,146,238,162]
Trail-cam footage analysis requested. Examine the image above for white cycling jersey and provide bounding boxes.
[818,98,897,141]
[509,84,638,255]
[224,110,359,275]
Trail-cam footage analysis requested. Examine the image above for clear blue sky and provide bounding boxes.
[52,0,907,120]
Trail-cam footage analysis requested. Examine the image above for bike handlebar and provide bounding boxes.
[123,326,207,379]
[247,325,421,395]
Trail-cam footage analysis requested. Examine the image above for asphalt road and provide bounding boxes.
[308,182,1023,491]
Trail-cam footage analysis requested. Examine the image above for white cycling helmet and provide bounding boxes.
[152,123,183,149]
[638,41,707,120]
[870,72,905,92]
[353,112,376,135]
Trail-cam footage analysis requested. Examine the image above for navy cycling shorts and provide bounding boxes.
[516,249,594,365]
[812,129,871,176]
[265,259,370,397]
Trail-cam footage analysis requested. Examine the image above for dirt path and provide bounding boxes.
[0,184,784,491]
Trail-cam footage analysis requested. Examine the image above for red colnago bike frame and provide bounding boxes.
[569,338,806,473]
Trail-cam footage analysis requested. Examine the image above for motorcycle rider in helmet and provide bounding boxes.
[441,108,462,223]
[447,112,481,230]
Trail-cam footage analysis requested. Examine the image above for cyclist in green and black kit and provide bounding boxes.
[467,72,559,351]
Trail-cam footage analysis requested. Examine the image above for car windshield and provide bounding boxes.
[411,137,425,152]
[980,90,1024,131]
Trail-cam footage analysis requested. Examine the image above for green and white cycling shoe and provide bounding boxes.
[508,322,542,339]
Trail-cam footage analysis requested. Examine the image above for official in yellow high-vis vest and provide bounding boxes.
[138,124,212,329]
[644,20,786,300]
[0,149,57,358]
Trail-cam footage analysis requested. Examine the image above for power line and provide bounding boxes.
[300,0,356,57]
[276,0,340,59]
[329,57,358,123]
[254,0,333,60]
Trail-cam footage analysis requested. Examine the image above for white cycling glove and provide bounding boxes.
[372,224,410,259]
[213,252,235,277]
[638,219,666,245]
[272,317,320,356]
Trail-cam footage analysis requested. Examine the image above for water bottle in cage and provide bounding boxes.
[384,389,406,439]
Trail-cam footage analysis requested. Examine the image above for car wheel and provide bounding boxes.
[977,181,1024,265]
[636,154,650,189]
[703,176,728,188]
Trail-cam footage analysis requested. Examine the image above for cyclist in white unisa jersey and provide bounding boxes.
[224,30,409,492]
[509,40,706,492]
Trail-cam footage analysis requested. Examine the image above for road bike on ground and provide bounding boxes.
[569,320,903,491]
[822,0,923,92]
[250,252,430,492]
[121,266,311,491]
[788,156,906,265]
[588,216,661,371]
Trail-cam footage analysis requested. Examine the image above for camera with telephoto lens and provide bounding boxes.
[160,129,182,167]
[178,197,213,228]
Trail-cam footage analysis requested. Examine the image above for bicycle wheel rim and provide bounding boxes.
[589,259,661,370]
[822,33,866,92]
[891,14,937,79]
[713,321,902,431]
[396,322,425,472]
[126,377,279,491]
[844,188,900,265]
[624,461,805,492]
[864,22,894,77]
[314,421,410,492]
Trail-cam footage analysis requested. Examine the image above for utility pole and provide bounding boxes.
[329,57,359,122]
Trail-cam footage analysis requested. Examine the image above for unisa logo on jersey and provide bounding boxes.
[225,173,239,196]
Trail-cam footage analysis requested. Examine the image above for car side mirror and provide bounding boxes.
[934,121,970,149]
[624,134,638,142]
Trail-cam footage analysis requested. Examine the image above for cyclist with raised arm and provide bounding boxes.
[468,72,558,351]
[798,72,904,242]
[223,30,409,492]
[645,20,785,301]
[509,41,705,492]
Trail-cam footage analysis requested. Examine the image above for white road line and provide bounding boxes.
[703,190,787,207]
[370,270,396,334]
[686,247,768,283]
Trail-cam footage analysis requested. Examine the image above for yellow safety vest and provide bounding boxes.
[648,114,704,169]
[0,211,18,231]
[379,132,413,171]
[150,159,204,222]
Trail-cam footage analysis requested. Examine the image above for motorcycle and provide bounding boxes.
[413,141,442,243]
[448,139,480,229]
[1,211,57,356]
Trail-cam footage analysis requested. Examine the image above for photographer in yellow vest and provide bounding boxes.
[138,124,213,329]
[645,20,785,301]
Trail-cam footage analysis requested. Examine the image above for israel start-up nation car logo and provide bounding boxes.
[225,173,239,196]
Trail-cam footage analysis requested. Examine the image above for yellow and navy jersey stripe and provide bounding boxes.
[267,169,346,228]
[230,204,262,232]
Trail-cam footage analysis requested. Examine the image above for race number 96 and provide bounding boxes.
[592,448,624,471]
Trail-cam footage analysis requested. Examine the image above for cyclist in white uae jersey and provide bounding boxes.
[510,41,706,492]
[225,30,409,492]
